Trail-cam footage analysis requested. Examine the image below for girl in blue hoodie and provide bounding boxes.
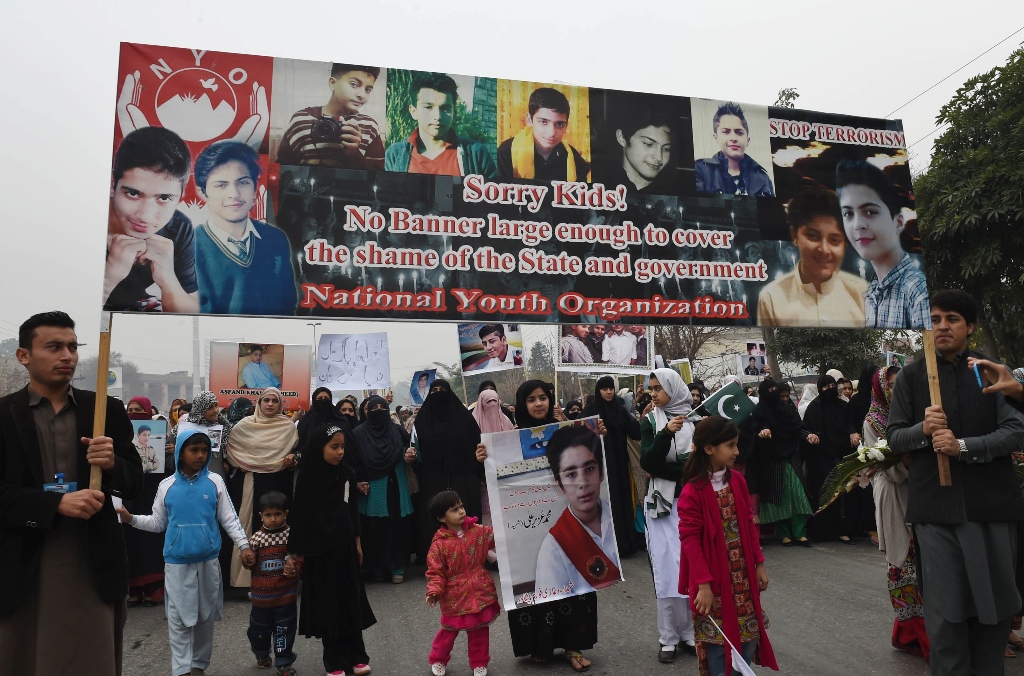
[118,429,253,676]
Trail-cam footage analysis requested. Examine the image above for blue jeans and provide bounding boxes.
[247,602,297,667]
[705,640,757,676]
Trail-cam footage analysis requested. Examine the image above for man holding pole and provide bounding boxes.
[888,290,1024,675]
[0,311,143,675]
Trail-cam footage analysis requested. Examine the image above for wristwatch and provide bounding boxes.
[957,438,968,462]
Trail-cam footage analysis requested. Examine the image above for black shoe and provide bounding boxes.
[781,538,795,547]
[658,645,677,663]
[797,537,812,547]
[679,639,697,655]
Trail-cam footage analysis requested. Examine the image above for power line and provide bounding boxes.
[907,122,950,150]
[885,25,1024,118]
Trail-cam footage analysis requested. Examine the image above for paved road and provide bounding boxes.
[123,538,1024,675]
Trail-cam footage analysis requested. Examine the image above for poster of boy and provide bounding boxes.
[483,418,622,609]
[691,98,775,197]
[208,341,311,410]
[132,419,167,474]
[496,82,591,181]
[384,70,498,178]
[410,369,437,406]
[269,59,387,169]
[459,323,525,375]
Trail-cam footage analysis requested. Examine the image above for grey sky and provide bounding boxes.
[0,0,1018,380]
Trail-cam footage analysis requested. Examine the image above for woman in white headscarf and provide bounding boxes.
[226,387,299,586]
[797,383,818,419]
[640,368,696,663]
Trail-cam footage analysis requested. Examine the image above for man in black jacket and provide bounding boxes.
[888,290,1024,675]
[0,311,143,674]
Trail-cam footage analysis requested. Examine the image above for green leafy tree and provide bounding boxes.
[0,338,17,358]
[774,88,800,109]
[915,48,1024,363]
[766,328,885,377]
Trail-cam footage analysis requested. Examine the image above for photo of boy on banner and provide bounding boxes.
[739,354,768,376]
[768,107,926,328]
[589,90,691,196]
[483,417,622,609]
[208,341,311,411]
[459,323,525,375]
[238,343,283,388]
[104,127,199,313]
[410,369,437,405]
[271,59,386,169]
[384,70,498,178]
[132,419,166,474]
[496,83,591,181]
[692,99,775,197]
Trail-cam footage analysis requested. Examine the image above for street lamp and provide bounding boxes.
[306,322,322,354]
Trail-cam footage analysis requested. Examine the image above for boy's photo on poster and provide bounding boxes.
[483,417,622,609]
[589,90,692,197]
[691,98,775,198]
[383,70,498,178]
[496,81,591,182]
[132,419,167,474]
[270,59,387,169]
[738,354,768,376]
[459,323,525,375]
[238,343,284,389]
[557,324,653,373]
[410,369,437,406]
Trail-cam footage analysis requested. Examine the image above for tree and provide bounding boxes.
[76,352,143,400]
[431,360,467,402]
[0,357,28,394]
[915,48,1024,364]
[774,88,800,109]
[526,341,554,382]
[766,328,885,377]
[0,338,17,358]
[653,326,730,366]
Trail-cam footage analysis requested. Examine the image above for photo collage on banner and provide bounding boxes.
[105,43,928,330]
[459,323,525,375]
[483,417,622,609]
[208,341,312,411]
[132,419,167,474]
[557,324,653,374]
[736,339,767,377]
[316,332,392,390]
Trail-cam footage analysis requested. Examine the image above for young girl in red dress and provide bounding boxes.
[425,489,500,676]
[678,416,779,676]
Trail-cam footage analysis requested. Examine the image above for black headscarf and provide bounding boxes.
[298,387,360,474]
[336,397,359,428]
[582,375,629,430]
[351,396,405,482]
[753,378,804,457]
[515,380,556,427]
[849,364,879,432]
[288,423,356,557]
[564,400,583,420]
[414,379,482,475]
[802,375,850,452]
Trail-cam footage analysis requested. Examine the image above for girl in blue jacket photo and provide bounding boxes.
[118,428,254,676]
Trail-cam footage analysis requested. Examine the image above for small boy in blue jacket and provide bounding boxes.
[119,429,253,676]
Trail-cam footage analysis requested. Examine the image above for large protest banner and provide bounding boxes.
[483,417,623,610]
[103,43,926,329]
[208,341,311,410]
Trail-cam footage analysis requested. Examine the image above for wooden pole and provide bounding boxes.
[922,329,952,487]
[90,313,113,491]
[460,373,468,403]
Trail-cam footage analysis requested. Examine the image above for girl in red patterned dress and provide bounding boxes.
[678,416,779,676]
[425,489,500,676]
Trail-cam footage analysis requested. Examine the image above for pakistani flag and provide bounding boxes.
[691,382,756,424]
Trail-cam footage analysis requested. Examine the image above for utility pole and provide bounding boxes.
[192,316,201,399]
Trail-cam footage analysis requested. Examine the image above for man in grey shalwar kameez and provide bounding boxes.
[888,290,1024,675]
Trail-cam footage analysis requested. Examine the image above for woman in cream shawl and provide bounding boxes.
[227,387,299,586]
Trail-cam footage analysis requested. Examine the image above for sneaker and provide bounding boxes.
[352,665,371,675]
[391,574,404,584]
[658,645,677,663]
[190,670,205,676]
[256,655,273,669]
[430,664,446,676]
[473,668,488,676]
[326,671,346,676]
[277,668,297,676]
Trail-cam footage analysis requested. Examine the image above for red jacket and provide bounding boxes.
[426,518,498,618]
[678,471,778,673]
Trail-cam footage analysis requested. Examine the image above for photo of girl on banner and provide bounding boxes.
[459,323,525,375]
[132,419,166,474]
[483,417,622,609]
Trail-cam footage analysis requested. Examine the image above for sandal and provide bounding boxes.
[1005,645,1016,658]
[781,538,794,547]
[127,595,143,608]
[1008,635,1024,651]
[565,651,591,673]
[529,653,550,664]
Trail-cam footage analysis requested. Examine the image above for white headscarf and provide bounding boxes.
[797,383,818,419]
[228,387,299,472]
[647,368,694,518]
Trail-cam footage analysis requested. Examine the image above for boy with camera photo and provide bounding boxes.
[277,63,385,169]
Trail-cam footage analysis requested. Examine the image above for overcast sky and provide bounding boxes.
[0,0,1019,380]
